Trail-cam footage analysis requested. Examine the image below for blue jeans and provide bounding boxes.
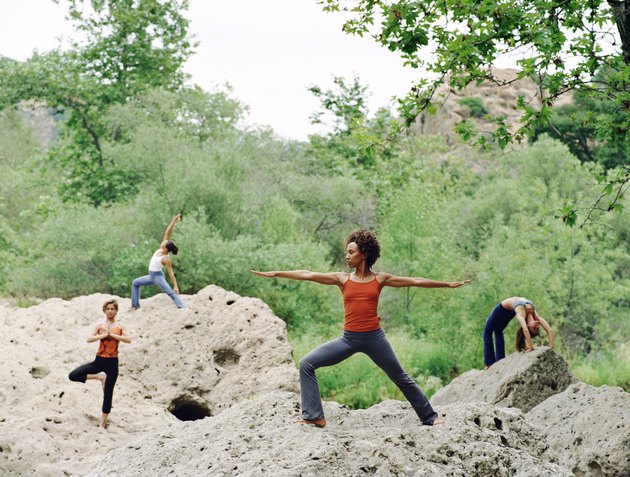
[483,303,516,366]
[299,328,438,425]
[131,271,186,308]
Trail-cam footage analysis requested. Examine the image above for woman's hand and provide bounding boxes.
[448,279,472,288]
[251,270,276,278]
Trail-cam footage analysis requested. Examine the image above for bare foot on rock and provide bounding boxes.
[294,417,326,428]
[431,418,445,426]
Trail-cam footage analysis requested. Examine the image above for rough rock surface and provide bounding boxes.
[528,382,630,477]
[430,347,575,412]
[0,286,298,477]
[87,391,571,477]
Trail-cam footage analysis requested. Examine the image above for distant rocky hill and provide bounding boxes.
[412,68,573,142]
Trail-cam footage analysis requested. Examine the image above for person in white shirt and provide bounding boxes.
[130,214,186,310]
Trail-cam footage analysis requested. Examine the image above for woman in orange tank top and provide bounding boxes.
[69,299,132,428]
[252,230,470,428]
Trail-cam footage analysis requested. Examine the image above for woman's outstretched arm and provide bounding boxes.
[515,309,534,351]
[163,214,181,241]
[379,272,471,288]
[251,270,346,286]
[537,315,554,348]
[163,258,180,294]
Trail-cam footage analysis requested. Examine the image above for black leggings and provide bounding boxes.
[299,328,438,424]
[69,356,119,413]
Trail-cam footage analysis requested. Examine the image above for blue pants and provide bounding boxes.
[69,356,118,413]
[483,303,516,366]
[299,328,438,425]
[131,271,186,308]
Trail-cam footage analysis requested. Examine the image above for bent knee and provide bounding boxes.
[68,372,82,382]
[299,357,314,373]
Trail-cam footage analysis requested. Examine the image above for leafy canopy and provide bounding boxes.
[318,0,629,224]
[0,0,195,206]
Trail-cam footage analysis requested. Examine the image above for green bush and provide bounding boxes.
[457,97,488,118]
[571,345,630,391]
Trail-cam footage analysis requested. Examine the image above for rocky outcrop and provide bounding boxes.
[1,287,628,477]
[0,286,298,477]
[528,382,630,477]
[430,347,576,412]
[124,285,299,417]
[87,391,572,477]
[412,68,573,140]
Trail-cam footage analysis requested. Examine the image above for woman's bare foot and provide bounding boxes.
[431,418,445,426]
[96,374,106,390]
[99,413,109,429]
[294,417,326,428]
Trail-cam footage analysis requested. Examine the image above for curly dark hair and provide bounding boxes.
[345,230,381,270]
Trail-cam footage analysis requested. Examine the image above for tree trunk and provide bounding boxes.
[608,0,630,64]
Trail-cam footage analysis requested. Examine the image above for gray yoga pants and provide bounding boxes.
[299,328,438,425]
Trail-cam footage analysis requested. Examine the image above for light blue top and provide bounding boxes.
[513,298,534,309]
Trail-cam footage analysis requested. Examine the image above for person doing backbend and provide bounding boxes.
[131,214,186,310]
[69,299,131,428]
[483,297,554,369]
[252,230,470,428]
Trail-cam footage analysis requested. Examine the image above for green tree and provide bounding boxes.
[531,70,629,170]
[307,76,420,209]
[457,97,488,119]
[0,0,194,206]
[318,0,629,222]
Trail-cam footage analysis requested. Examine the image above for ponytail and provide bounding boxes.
[165,240,179,255]
[516,326,539,352]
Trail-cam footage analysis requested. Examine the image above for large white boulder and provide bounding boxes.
[87,391,572,477]
[0,286,298,476]
[528,382,630,477]
[430,347,575,412]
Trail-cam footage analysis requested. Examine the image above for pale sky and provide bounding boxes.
[0,0,424,141]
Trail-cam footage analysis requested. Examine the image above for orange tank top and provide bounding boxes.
[96,326,122,358]
[342,276,382,332]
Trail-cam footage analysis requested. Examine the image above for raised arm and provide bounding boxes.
[515,308,534,351]
[251,270,346,287]
[163,214,182,241]
[109,325,132,344]
[86,323,108,343]
[163,257,179,294]
[379,272,471,289]
[536,314,554,349]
